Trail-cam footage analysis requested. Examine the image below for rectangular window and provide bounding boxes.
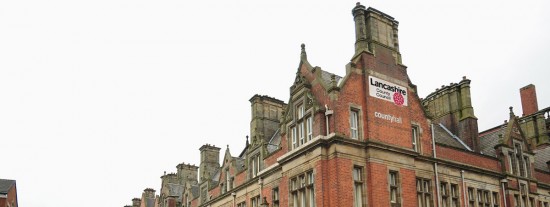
[389,171,400,207]
[291,178,298,207]
[515,144,526,177]
[251,196,260,207]
[523,156,530,177]
[298,105,305,119]
[478,189,492,207]
[530,198,535,207]
[520,184,527,207]
[250,154,260,177]
[291,171,315,207]
[273,188,280,207]
[237,201,246,207]
[412,126,420,152]
[307,171,315,207]
[483,190,490,207]
[417,178,432,207]
[353,167,364,207]
[292,103,311,149]
[299,122,305,145]
[468,188,475,207]
[508,154,514,174]
[514,195,520,207]
[226,169,231,192]
[492,192,499,207]
[451,184,459,207]
[440,182,448,207]
[350,110,359,139]
[510,152,518,175]
[307,117,313,141]
[292,127,297,149]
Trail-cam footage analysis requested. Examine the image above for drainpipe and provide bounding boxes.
[432,124,441,207]
[325,105,333,135]
[259,177,263,201]
[461,170,467,207]
[501,179,508,207]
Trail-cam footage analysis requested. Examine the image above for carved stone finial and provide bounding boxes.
[509,106,515,118]
[356,2,361,6]
[300,43,307,60]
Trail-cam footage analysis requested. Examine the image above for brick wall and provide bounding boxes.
[437,145,500,171]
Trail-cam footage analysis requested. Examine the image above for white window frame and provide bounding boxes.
[307,117,313,141]
[350,110,359,139]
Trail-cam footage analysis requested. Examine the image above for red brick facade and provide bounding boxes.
[125,3,550,207]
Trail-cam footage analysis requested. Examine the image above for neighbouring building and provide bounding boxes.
[124,2,550,207]
[0,179,17,207]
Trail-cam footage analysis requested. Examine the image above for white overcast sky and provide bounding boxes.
[1,0,549,206]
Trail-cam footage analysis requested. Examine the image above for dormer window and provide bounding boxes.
[250,154,261,178]
[510,142,530,177]
[290,102,314,150]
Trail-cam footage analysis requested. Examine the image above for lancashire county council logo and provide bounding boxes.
[393,92,404,106]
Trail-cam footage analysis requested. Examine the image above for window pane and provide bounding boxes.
[350,110,359,139]
[307,117,313,141]
[299,122,305,145]
[354,184,363,207]
[353,168,362,181]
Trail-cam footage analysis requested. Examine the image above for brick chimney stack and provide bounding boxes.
[520,84,538,116]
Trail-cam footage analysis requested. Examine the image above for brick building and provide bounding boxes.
[0,179,17,207]
[125,3,550,207]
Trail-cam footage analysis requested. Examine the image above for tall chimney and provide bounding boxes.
[199,144,220,183]
[132,198,141,207]
[351,2,401,63]
[520,84,539,116]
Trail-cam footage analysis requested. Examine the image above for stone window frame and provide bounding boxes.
[249,153,261,178]
[289,170,315,207]
[491,191,499,207]
[289,99,314,150]
[440,181,449,207]
[272,187,280,207]
[450,183,460,207]
[251,195,260,207]
[416,177,432,207]
[388,170,401,207]
[237,201,247,207]
[411,123,421,153]
[353,166,365,207]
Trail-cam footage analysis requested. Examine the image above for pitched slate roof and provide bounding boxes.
[0,179,15,194]
[191,185,200,199]
[235,157,245,173]
[434,124,471,151]
[479,126,505,157]
[267,129,281,154]
[320,70,342,88]
[534,147,550,172]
